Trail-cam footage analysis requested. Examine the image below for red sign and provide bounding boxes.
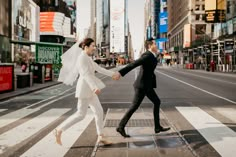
[45,64,52,81]
[0,67,13,92]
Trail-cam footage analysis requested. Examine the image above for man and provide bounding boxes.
[113,38,170,137]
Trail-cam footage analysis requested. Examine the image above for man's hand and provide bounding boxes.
[93,89,101,95]
[112,72,121,80]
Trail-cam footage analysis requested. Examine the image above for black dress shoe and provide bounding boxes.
[116,127,130,138]
[155,126,170,133]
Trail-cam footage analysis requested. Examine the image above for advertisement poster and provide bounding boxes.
[0,66,13,92]
[110,0,125,53]
[36,44,62,75]
[159,12,168,33]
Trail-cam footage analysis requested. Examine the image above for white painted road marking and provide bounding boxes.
[0,109,7,113]
[214,108,236,123]
[0,108,39,128]
[171,69,236,85]
[20,109,94,157]
[157,70,236,104]
[0,109,70,154]
[177,107,236,157]
[0,92,75,129]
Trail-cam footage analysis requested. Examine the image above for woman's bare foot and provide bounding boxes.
[98,135,112,145]
[54,129,62,145]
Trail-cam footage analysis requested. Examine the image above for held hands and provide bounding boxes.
[93,89,101,95]
[112,72,121,80]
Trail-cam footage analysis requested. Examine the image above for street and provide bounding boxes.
[0,66,236,157]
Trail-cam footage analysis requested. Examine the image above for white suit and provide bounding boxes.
[58,52,114,135]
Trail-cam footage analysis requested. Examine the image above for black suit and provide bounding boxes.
[118,51,162,131]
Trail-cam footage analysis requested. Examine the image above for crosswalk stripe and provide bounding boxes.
[0,109,70,154]
[213,108,236,123]
[0,108,39,128]
[0,92,75,129]
[0,109,7,113]
[20,109,94,157]
[177,107,236,157]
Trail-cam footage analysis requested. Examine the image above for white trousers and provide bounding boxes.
[57,95,104,135]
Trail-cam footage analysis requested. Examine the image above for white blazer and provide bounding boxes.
[75,52,114,98]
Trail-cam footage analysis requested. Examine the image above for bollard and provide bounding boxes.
[29,72,33,87]
[42,65,45,84]
[14,74,17,90]
[52,70,54,81]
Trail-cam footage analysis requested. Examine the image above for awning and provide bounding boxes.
[163,54,171,59]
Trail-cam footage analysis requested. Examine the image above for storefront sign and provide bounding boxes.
[36,44,62,64]
[36,44,62,75]
[0,66,13,92]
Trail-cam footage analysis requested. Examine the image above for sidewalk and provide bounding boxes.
[92,108,195,157]
[0,81,61,102]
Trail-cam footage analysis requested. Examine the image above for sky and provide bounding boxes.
[76,0,145,56]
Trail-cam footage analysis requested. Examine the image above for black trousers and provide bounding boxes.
[118,88,161,130]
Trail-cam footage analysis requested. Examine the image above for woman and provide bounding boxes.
[55,38,114,145]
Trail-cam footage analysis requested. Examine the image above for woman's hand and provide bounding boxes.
[93,89,101,95]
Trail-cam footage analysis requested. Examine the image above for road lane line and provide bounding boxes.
[20,109,94,157]
[213,108,236,123]
[0,109,70,155]
[156,70,236,104]
[0,109,7,113]
[177,107,236,157]
[171,69,236,85]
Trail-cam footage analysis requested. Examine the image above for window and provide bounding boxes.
[195,5,200,11]
[196,14,200,20]
[227,1,230,14]
[202,5,205,10]
[202,14,206,21]
[195,24,206,35]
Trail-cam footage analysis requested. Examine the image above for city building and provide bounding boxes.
[168,0,213,66]
[144,0,161,40]
[33,0,76,44]
[0,0,12,63]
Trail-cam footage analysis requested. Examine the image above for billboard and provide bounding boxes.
[36,44,62,75]
[159,12,168,33]
[12,0,40,41]
[205,0,226,23]
[147,26,151,39]
[183,24,191,48]
[40,12,65,36]
[64,0,76,34]
[156,38,168,52]
[110,0,125,53]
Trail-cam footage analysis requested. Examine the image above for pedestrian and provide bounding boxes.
[113,38,170,137]
[55,38,115,145]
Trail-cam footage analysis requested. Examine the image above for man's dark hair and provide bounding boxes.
[145,37,155,50]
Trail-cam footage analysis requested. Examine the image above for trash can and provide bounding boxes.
[29,63,53,83]
[17,73,30,88]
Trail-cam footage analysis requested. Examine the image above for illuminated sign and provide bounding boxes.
[205,0,226,23]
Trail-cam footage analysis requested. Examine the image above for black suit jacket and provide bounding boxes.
[119,51,157,89]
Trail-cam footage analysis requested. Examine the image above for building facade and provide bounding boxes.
[168,0,213,65]
[0,0,12,63]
